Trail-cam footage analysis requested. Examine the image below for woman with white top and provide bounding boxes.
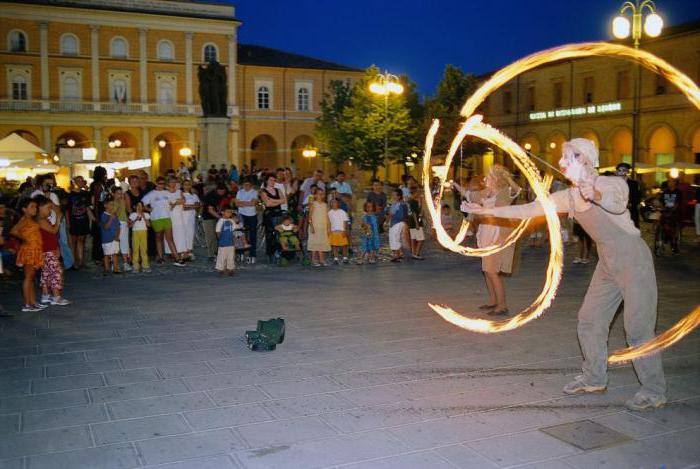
[141,176,185,266]
[181,179,201,260]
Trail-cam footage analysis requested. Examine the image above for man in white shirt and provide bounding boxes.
[330,171,352,199]
[299,170,325,209]
[235,177,259,263]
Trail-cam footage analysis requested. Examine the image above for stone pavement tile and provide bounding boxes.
[434,444,500,468]
[562,439,694,469]
[233,430,406,468]
[257,376,345,399]
[23,404,108,431]
[631,396,700,430]
[0,458,23,468]
[388,414,506,451]
[137,428,246,466]
[104,368,160,385]
[120,349,229,369]
[46,359,122,377]
[39,336,147,354]
[89,379,190,403]
[465,429,581,467]
[0,389,89,411]
[0,425,92,458]
[207,386,270,407]
[642,426,700,462]
[262,393,356,419]
[234,416,337,448]
[107,392,215,419]
[157,362,214,379]
[0,414,19,434]
[514,460,577,469]
[92,414,191,445]
[184,371,269,391]
[31,373,105,394]
[183,404,272,431]
[0,346,37,358]
[86,342,195,362]
[0,358,25,370]
[0,380,30,399]
[321,403,428,433]
[144,455,239,469]
[0,367,44,382]
[25,443,141,469]
[590,411,673,439]
[339,450,456,469]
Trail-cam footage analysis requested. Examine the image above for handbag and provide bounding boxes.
[245,318,285,351]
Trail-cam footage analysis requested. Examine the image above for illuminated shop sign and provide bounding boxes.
[529,101,622,120]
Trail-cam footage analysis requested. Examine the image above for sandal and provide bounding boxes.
[479,304,497,310]
[487,308,510,316]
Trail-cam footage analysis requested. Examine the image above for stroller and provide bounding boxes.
[277,227,301,265]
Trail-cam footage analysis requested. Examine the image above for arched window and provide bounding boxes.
[157,40,174,60]
[62,77,79,100]
[60,34,79,55]
[203,43,217,62]
[257,86,270,110]
[110,37,128,58]
[11,74,28,100]
[297,87,309,111]
[8,30,27,52]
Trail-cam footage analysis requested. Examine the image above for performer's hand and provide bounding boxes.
[579,180,600,201]
[461,201,491,215]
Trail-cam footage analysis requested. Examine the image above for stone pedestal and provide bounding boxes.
[198,117,230,175]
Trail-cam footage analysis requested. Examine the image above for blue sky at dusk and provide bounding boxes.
[219,0,700,96]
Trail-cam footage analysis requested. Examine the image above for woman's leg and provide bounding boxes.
[76,235,85,267]
[483,272,497,305]
[155,231,164,260]
[319,251,326,264]
[23,267,36,305]
[164,228,179,260]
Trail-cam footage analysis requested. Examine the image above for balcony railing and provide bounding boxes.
[0,99,205,116]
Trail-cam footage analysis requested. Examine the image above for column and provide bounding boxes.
[39,22,49,109]
[188,128,197,174]
[93,127,103,161]
[42,126,51,152]
[90,25,100,109]
[230,129,240,166]
[141,126,150,158]
[139,28,148,109]
[185,32,193,107]
[227,31,237,111]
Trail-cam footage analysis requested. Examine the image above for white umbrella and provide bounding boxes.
[0,133,46,162]
[598,162,660,174]
[657,162,700,175]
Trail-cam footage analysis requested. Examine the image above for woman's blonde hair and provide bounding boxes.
[487,164,514,190]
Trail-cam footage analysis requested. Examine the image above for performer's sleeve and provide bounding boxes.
[491,190,571,219]
[597,177,629,214]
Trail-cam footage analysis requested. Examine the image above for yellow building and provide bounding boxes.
[481,20,700,184]
[0,0,363,182]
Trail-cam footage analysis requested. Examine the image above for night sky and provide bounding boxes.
[219,0,699,96]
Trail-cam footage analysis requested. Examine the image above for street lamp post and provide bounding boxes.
[612,1,663,177]
[369,71,404,179]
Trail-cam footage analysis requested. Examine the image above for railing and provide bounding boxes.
[0,99,205,116]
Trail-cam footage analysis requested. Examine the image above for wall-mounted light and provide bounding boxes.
[67,138,76,147]
[158,139,167,148]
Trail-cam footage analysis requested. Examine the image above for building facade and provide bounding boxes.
[482,20,700,183]
[0,0,363,182]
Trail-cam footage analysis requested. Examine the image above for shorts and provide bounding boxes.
[102,240,120,256]
[389,222,406,251]
[151,218,172,233]
[329,231,349,247]
[216,245,235,271]
[409,227,425,241]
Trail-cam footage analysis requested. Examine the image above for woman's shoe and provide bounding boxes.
[487,308,510,316]
[478,304,497,310]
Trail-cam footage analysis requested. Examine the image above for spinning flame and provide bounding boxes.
[425,41,700,361]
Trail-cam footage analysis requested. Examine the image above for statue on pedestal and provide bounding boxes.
[198,60,228,117]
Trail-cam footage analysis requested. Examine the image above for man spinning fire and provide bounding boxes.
[463,138,667,411]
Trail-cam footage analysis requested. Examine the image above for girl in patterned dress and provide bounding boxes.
[10,198,46,313]
[37,196,70,306]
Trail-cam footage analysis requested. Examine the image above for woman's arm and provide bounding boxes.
[464,189,571,219]
[39,216,60,234]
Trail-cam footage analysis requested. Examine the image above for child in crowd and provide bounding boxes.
[231,211,249,262]
[388,189,408,262]
[328,198,350,264]
[215,206,236,276]
[275,215,300,265]
[307,187,330,267]
[37,196,70,305]
[10,198,46,312]
[440,204,455,240]
[100,198,122,275]
[407,188,425,260]
[129,202,151,273]
[358,201,380,265]
[111,187,132,271]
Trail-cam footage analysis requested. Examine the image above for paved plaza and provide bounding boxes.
[0,239,698,468]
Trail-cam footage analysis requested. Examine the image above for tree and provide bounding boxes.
[424,65,489,176]
[315,79,353,169]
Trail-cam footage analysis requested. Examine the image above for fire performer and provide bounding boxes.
[462,138,667,411]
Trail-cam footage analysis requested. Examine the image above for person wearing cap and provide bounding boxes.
[615,162,641,228]
[463,138,667,411]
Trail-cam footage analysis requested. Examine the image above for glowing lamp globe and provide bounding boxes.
[388,82,404,95]
[114,139,122,148]
[612,16,631,39]
[524,143,532,151]
[158,139,167,148]
[644,13,663,38]
[549,142,557,149]
[179,147,192,157]
[670,167,679,178]
[369,83,387,95]
[67,138,76,147]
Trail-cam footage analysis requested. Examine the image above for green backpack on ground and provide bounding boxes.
[245,318,285,351]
